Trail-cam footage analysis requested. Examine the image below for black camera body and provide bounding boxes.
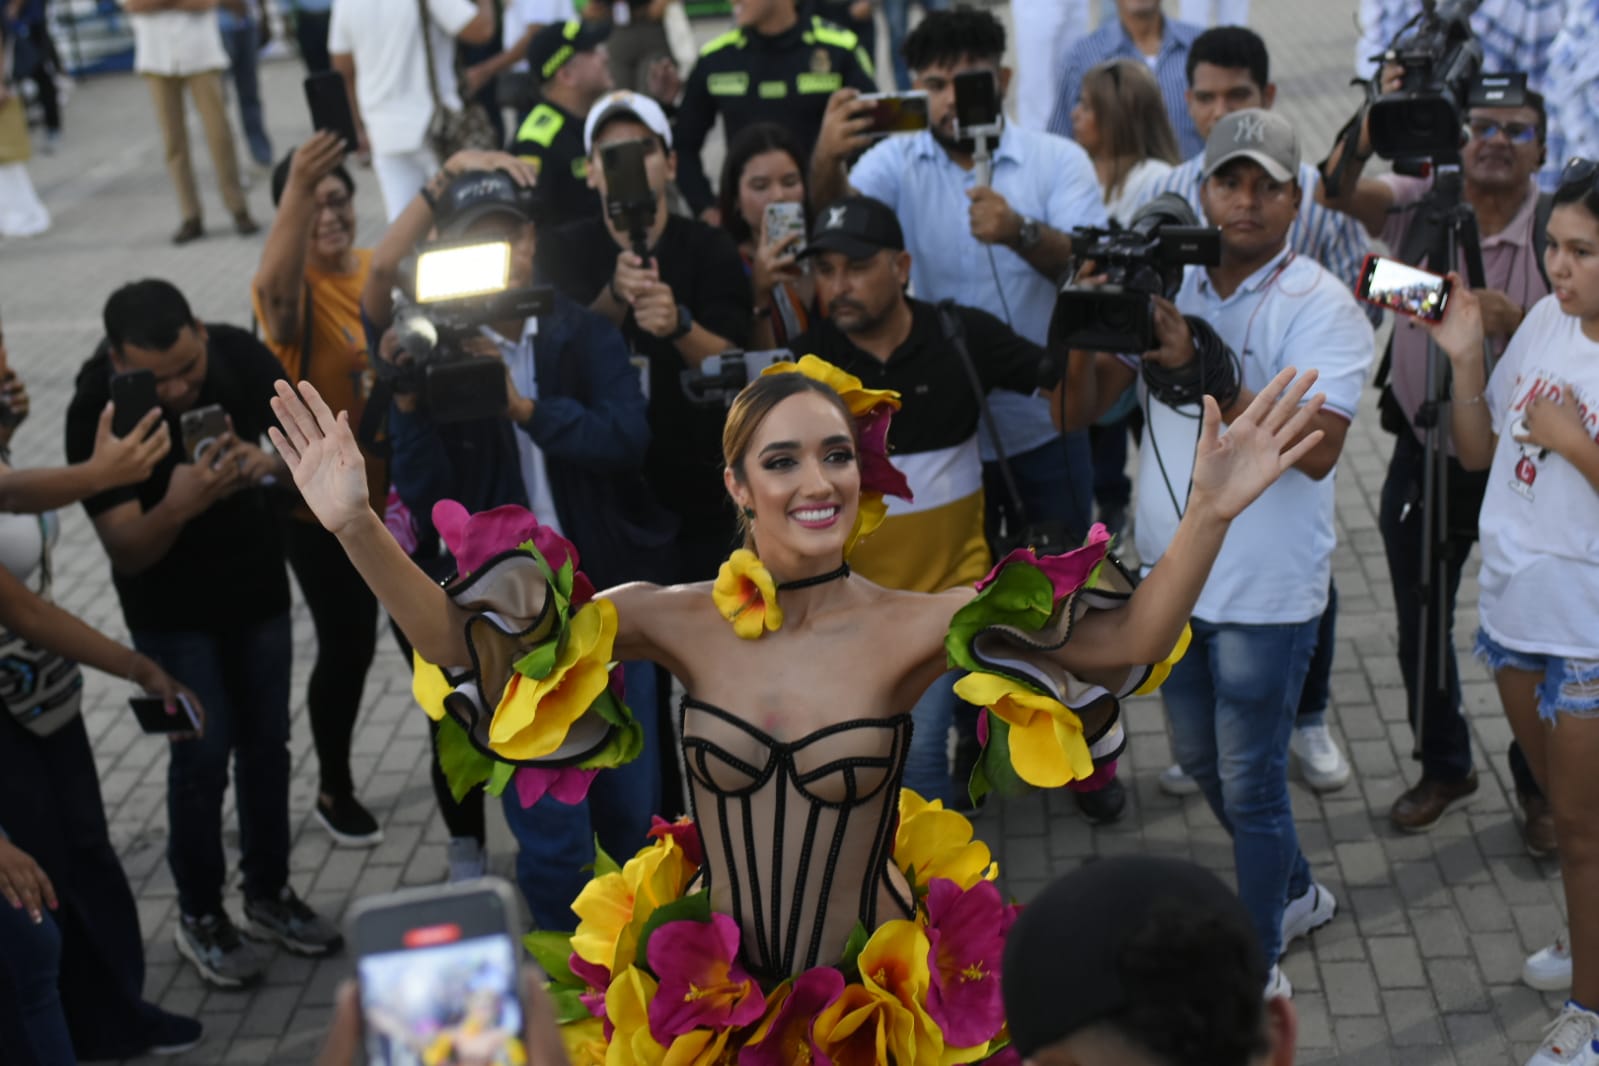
[1051,194,1220,354]
[1365,0,1504,162]
[681,350,796,406]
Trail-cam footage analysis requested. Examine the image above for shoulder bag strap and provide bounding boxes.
[417,0,445,113]
[936,299,1029,527]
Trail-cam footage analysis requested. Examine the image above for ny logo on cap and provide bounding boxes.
[824,205,849,229]
[1234,114,1268,145]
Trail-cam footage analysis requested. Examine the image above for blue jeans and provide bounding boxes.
[903,671,961,806]
[1163,616,1319,965]
[221,23,273,166]
[294,8,332,74]
[882,0,950,89]
[133,614,294,918]
[504,660,662,930]
[983,431,1095,548]
[0,903,72,1066]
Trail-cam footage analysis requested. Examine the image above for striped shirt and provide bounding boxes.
[1138,157,1372,313]
[1046,16,1205,159]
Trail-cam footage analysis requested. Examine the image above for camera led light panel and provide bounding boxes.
[415,241,512,303]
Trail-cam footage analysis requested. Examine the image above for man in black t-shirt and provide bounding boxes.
[64,280,342,991]
[538,90,753,581]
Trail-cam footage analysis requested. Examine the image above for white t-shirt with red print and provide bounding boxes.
[1480,294,1599,660]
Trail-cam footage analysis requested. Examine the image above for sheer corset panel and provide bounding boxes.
[680,697,916,983]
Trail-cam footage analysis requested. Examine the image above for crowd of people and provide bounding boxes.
[2,0,1599,1064]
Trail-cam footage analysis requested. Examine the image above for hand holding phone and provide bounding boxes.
[857,91,930,139]
[128,692,202,736]
[181,404,231,463]
[110,370,160,438]
[1355,254,1453,322]
[762,201,806,254]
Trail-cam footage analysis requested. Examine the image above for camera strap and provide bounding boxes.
[936,299,1029,527]
[1319,79,1376,200]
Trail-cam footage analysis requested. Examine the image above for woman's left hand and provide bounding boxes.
[0,836,56,925]
[1517,384,1592,459]
[1188,367,1326,521]
[752,232,803,301]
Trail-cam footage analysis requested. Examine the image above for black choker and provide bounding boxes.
[777,563,851,592]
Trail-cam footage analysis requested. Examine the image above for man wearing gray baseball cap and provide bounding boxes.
[1056,105,1375,997]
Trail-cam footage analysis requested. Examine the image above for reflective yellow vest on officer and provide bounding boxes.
[510,99,601,224]
[675,15,876,215]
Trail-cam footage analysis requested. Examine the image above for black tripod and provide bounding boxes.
[1410,163,1486,760]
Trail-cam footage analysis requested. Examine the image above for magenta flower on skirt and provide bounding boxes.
[646,914,767,1040]
[923,877,1018,1047]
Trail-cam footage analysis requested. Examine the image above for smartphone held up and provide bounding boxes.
[1355,254,1453,323]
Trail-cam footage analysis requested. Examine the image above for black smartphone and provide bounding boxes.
[128,693,201,734]
[350,880,525,1066]
[858,91,930,138]
[180,404,230,463]
[1355,254,1453,322]
[304,70,359,151]
[426,360,509,424]
[954,70,1001,136]
[110,369,159,438]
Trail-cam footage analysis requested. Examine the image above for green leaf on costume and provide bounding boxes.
[967,747,992,805]
[514,639,560,680]
[523,929,579,986]
[576,716,644,771]
[485,760,516,797]
[944,562,1056,675]
[436,716,494,803]
[838,922,870,983]
[633,890,712,977]
[592,839,621,879]
[555,558,576,602]
[978,716,1029,799]
[589,687,628,727]
[550,986,593,1025]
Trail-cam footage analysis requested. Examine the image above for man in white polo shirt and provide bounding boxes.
[122,0,257,244]
[1059,109,1373,996]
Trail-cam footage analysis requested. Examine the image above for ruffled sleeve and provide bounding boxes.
[945,525,1190,803]
[412,502,643,807]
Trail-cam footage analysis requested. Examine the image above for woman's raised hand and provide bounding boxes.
[1188,367,1326,521]
[268,381,370,536]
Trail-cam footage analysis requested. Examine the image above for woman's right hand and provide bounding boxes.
[752,232,803,304]
[128,654,206,739]
[0,836,56,925]
[268,380,372,536]
[1420,274,1485,368]
[89,404,171,491]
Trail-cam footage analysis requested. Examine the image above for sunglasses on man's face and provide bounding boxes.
[1466,119,1538,145]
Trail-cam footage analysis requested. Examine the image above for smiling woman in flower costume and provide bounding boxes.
[268,357,1327,1063]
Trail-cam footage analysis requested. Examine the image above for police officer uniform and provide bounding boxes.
[509,20,609,225]
[675,14,876,215]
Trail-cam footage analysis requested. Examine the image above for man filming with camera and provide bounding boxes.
[1059,110,1373,996]
[1317,69,1555,849]
[360,150,671,929]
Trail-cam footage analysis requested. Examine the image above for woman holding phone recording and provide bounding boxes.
[1422,158,1599,1066]
[717,122,814,349]
[0,313,206,1061]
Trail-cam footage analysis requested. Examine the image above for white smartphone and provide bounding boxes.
[763,200,807,256]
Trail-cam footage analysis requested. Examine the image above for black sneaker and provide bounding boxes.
[175,911,268,989]
[244,887,344,957]
[315,792,384,848]
[1073,776,1128,825]
[143,1006,204,1056]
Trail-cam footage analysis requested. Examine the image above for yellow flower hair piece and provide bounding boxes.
[712,549,784,639]
[762,354,901,417]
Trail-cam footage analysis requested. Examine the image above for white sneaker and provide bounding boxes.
[1265,964,1293,1000]
[1524,931,1575,993]
[1281,882,1338,953]
[1526,1002,1599,1066]
[1158,763,1200,797]
[1289,723,1352,791]
[446,837,486,882]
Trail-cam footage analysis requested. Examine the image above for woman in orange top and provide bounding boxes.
[251,131,388,848]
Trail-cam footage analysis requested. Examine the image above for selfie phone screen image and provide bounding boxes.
[353,882,524,1066]
[1356,254,1453,322]
[859,92,930,137]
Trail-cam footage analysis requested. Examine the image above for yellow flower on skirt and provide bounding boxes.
[894,792,998,892]
[604,966,664,1066]
[951,672,1095,789]
[571,836,696,979]
[712,549,783,639]
[488,598,619,761]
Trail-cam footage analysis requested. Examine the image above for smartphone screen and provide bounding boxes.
[601,138,654,209]
[353,882,524,1066]
[110,370,160,438]
[954,70,1001,134]
[1356,254,1453,322]
[304,71,359,151]
[859,92,930,138]
[763,201,806,253]
[128,694,200,734]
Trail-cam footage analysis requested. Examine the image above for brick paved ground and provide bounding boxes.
[0,1,1567,1062]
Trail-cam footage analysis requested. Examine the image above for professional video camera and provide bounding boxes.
[681,350,796,406]
[1049,194,1220,354]
[1366,0,1526,162]
[382,238,554,424]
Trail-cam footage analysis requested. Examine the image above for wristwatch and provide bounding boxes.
[665,303,693,342]
[1014,216,1043,252]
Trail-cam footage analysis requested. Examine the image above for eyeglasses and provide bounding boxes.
[315,191,352,213]
[1559,156,1599,195]
[1467,119,1539,145]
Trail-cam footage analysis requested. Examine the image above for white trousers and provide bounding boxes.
[1012,0,1090,130]
[371,145,441,222]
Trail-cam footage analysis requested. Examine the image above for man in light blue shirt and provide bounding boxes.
[1047,0,1205,158]
[811,7,1116,819]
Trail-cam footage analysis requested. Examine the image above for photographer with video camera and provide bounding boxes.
[538,90,752,583]
[1318,63,1554,847]
[1057,111,1374,994]
[360,151,670,927]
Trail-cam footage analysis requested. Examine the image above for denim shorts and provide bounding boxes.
[1474,630,1599,723]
